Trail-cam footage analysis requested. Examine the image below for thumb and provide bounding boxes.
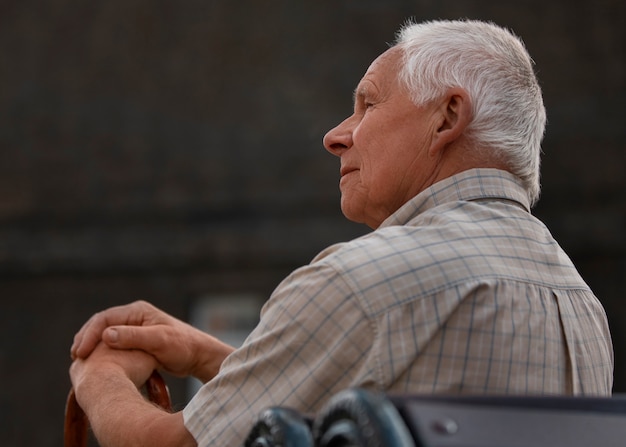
[102,325,163,353]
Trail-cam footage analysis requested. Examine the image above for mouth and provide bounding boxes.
[340,167,358,177]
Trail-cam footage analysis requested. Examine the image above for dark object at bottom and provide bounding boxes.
[245,388,626,447]
[244,407,314,447]
[390,393,626,447]
[313,388,415,447]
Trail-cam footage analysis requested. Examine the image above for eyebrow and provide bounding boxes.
[352,85,368,105]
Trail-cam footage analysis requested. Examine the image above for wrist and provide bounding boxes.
[74,369,140,436]
[189,331,235,383]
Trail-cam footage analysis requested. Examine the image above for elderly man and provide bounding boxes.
[69,19,613,446]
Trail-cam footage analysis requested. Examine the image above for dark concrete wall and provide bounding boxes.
[1,1,624,445]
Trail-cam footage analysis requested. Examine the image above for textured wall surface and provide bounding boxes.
[1,1,625,445]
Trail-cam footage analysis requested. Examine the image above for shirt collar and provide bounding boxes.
[380,168,531,228]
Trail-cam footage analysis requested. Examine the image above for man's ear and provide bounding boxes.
[429,88,472,156]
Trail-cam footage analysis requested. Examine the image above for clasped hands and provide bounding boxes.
[70,300,235,407]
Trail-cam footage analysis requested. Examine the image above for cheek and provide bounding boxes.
[352,128,389,177]
[350,117,409,194]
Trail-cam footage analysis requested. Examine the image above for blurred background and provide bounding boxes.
[1,0,624,445]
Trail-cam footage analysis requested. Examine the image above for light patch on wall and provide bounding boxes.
[187,293,264,397]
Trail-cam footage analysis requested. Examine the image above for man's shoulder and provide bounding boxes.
[312,198,584,293]
[311,210,473,276]
[317,199,532,260]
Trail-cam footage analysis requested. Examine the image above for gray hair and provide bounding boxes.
[394,20,546,206]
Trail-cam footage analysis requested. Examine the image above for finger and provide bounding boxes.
[102,325,170,356]
[71,301,157,359]
[71,314,108,359]
[102,324,195,377]
[68,358,83,389]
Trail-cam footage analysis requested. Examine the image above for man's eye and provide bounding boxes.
[365,102,374,109]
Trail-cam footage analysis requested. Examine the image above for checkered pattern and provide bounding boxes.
[183,168,613,446]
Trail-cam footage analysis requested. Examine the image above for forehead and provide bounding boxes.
[354,47,402,99]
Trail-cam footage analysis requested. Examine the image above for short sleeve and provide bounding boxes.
[183,260,375,446]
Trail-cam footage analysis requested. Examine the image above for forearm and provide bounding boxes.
[189,329,236,383]
[76,369,196,447]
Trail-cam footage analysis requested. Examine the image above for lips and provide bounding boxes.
[340,167,358,177]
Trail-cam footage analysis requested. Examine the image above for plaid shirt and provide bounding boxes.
[184,168,613,446]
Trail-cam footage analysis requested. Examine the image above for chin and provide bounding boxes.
[340,204,361,224]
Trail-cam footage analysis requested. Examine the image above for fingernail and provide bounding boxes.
[107,328,119,343]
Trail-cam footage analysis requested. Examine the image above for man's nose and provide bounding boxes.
[323,116,353,156]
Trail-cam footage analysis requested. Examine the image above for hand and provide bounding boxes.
[70,342,159,392]
[69,343,198,447]
[71,300,235,382]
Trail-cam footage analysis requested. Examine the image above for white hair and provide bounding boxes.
[395,20,546,206]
